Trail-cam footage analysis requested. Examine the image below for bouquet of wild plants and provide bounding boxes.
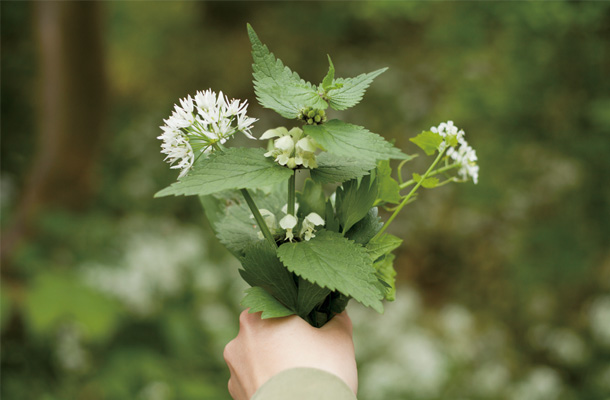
[155,25,479,327]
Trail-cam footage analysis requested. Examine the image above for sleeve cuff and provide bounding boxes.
[251,367,357,400]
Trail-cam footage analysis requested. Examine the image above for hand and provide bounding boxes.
[223,310,357,400]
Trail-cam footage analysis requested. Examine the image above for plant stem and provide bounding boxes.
[240,188,278,249]
[287,171,296,215]
[398,163,459,190]
[373,148,447,240]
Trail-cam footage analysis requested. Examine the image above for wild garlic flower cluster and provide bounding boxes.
[158,89,257,177]
[252,203,325,242]
[432,121,479,184]
[261,127,319,169]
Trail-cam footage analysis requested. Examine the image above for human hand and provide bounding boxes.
[223,310,357,400]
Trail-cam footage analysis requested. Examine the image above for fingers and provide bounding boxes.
[322,311,353,335]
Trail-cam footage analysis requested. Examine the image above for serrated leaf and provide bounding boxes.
[296,179,326,218]
[345,207,383,245]
[321,55,335,91]
[326,68,387,110]
[239,241,298,310]
[335,174,379,234]
[248,24,327,118]
[155,148,293,198]
[241,287,296,319]
[412,173,439,189]
[277,230,383,312]
[376,160,402,204]
[375,254,397,301]
[310,152,376,184]
[366,234,403,261]
[304,120,410,163]
[409,130,443,156]
[296,277,331,318]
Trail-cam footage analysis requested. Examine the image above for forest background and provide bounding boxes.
[2,2,610,399]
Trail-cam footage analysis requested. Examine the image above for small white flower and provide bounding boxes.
[281,203,300,215]
[300,212,325,241]
[279,214,298,242]
[158,89,257,177]
[431,121,479,184]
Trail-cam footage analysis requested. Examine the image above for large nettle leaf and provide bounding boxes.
[242,287,296,319]
[335,174,379,234]
[366,233,403,262]
[248,24,327,118]
[155,147,293,198]
[325,68,388,111]
[239,241,298,311]
[277,230,384,313]
[345,207,383,245]
[309,152,376,185]
[304,120,410,164]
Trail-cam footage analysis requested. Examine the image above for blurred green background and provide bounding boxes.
[2,2,610,399]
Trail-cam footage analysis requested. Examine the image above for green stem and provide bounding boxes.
[287,171,296,215]
[398,163,459,190]
[240,188,278,249]
[373,148,447,240]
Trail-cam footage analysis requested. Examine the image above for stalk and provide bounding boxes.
[373,148,447,240]
[399,162,459,190]
[287,171,296,215]
[240,188,278,249]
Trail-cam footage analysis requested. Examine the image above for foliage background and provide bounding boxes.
[2,2,610,399]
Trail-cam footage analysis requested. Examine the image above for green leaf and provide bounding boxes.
[23,272,121,341]
[239,241,298,310]
[248,24,327,118]
[375,254,397,301]
[376,160,402,204]
[335,174,379,234]
[366,233,403,262]
[277,230,383,312]
[345,207,383,245]
[304,120,410,163]
[321,55,335,91]
[215,189,285,256]
[241,287,296,319]
[412,173,439,189]
[326,68,388,110]
[324,200,341,233]
[409,130,443,156]
[296,277,331,318]
[296,179,326,218]
[155,147,293,198]
[310,152,376,184]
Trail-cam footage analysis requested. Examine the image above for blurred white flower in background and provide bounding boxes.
[589,295,610,348]
[82,221,204,315]
[509,367,563,400]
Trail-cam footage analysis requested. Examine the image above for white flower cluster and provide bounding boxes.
[158,89,257,177]
[432,120,479,184]
[261,127,318,169]
[252,203,324,242]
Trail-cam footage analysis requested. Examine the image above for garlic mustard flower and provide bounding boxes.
[431,121,479,184]
[158,89,257,177]
[300,212,325,241]
[262,127,319,169]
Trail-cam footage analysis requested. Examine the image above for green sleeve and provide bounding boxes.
[251,367,357,400]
